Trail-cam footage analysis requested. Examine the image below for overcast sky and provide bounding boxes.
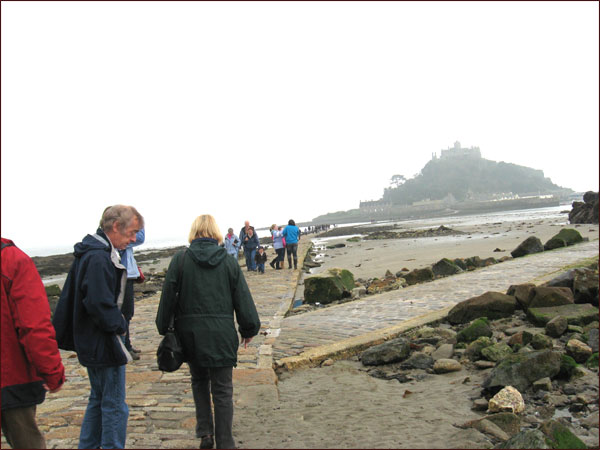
[2,1,598,256]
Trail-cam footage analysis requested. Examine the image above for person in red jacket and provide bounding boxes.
[1,238,65,448]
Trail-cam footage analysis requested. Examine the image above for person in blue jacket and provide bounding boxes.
[223,228,241,259]
[119,228,145,360]
[52,205,144,449]
[282,219,301,269]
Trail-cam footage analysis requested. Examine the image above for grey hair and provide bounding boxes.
[100,205,144,233]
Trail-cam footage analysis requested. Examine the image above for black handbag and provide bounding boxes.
[157,250,187,372]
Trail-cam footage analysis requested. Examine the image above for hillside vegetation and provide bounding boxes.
[382,156,569,205]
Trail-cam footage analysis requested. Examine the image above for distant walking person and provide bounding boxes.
[269,224,285,270]
[282,219,301,269]
[238,221,254,246]
[224,228,241,259]
[119,227,145,360]
[255,246,267,274]
[156,214,260,449]
[242,228,259,272]
[52,205,144,449]
[1,238,65,449]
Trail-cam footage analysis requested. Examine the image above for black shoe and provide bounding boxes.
[269,260,276,269]
[200,435,214,449]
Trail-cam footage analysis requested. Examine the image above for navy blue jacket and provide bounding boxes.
[52,229,129,367]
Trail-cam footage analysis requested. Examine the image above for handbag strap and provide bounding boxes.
[167,249,187,330]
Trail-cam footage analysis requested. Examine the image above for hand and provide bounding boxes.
[43,382,63,394]
[241,337,253,348]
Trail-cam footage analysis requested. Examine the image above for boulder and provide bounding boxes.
[483,350,561,392]
[399,352,434,370]
[530,333,553,350]
[496,429,550,449]
[447,291,517,325]
[508,331,533,348]
[572,268,599,306]
[545,316,568,338]
[526,303,599,327]
[540,419,587,449]
[304,268,355,304]
[431,343,454,361]
[481,343,513,362]
[433,358,462,373]
[588,328,599,353]
[431,258,463,277]
[457,318,493,343]
[545,228,583,247]
[45,284,61,317]
[488,386,525,414]
[528,286,574,309]
[465,336,493,361]
[453,258,467,270]
[402,267,434,286]
[532,377,553,392]
[543,237,567,251]
[569,191,599,224]
[483,412,521,437]
[45,284,61,296]
[511,236,544,258]
[464,256,483,269]
[506,283,535,310]
[481,257,498,267]
[586,353,599,369]
[544,270,575,289]
[566,339,593,363]
[557,354,579,379]
[366,278,401,295]
[360,337,411,366]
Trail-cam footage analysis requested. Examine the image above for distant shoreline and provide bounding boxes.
[34,203,592,283]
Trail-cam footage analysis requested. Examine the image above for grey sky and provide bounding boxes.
[1,1,598,255]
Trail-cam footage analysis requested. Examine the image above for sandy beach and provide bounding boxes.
[230,208,599,449]
[308,209,598,280]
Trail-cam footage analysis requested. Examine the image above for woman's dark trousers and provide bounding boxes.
[286,243,298,269]
[189,364,235,449]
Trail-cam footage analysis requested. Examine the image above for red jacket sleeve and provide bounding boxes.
[10,252,65,390]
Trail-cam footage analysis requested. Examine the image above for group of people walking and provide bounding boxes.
[223,219,302,272]
[2,206,262,449]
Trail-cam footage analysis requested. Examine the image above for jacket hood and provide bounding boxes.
[74,229,111,257]
[188,238,228,268]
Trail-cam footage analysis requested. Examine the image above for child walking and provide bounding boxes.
[255,246,267,274]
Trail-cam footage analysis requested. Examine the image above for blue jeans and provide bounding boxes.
[245,248,257,271]
[257,263,265,273]
[79,365,128,449]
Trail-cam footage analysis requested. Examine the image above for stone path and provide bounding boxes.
[21,242,312,449]
[4,239,597,449]
[273,240,599,364]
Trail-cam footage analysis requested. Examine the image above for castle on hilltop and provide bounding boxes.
[432,141,481,160]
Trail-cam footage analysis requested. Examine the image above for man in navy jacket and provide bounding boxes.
[52,205,143,449]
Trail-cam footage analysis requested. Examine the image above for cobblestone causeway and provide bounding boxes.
[20,241,311,449]
[272,240,599,361]
[4,239,597,449]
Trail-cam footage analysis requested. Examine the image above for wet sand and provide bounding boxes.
[230,211,599,449]
[310,211,598,280]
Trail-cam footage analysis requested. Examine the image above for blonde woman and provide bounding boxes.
[156,214,260,449]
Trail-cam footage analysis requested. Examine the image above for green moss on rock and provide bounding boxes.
[304,268,355,305]
[457,317,492,343]
[540,419,587,449]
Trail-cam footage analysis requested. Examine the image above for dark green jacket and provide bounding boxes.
[156,238,260,367]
